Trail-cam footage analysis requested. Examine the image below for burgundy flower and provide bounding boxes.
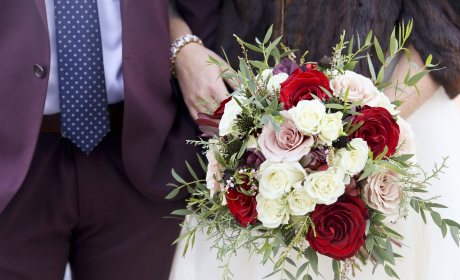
[242,149,266,169]
[273,58,300,75]
[280,68,331,110]
[307,195,370,260]
[195,97,232,137]
[227,178,258,227]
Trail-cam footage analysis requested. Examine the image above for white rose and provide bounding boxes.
[319,112,344,145]
[334,138,369,176]
[218,96,243,136]
[330,71,377,103]
[256,194,289,228]
[304,167,346,205]
[287,182,317,216]
[376,91,399,115]
[288,100,326,135]
[258,161,307,200]
[267,73,289,91]
[261,69,273,81]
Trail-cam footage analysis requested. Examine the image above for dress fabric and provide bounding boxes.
[169,88,460,280]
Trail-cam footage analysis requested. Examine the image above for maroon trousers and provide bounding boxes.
[0,130,185,280]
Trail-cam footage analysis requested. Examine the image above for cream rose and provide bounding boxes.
[218,96,243,136]
[258,161,307,200]
[267,73,289,91]
[330,71,378,103]
[288,182,317,216]
[258,111,314,162]
[256,194,290,228]
[362,169,404,222]
[261,69,273,81]
[334,138,369,176]
[205,140,224,197]
[397,117,416,156]
[304,167,346,205]
[319,112,344,145]
[373,90,399,115]
[288,99,326,135]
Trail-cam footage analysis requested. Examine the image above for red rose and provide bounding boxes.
[280,68,330,110]
[227,178,258,227]
[350,106,400,158]
[307,195,370,260]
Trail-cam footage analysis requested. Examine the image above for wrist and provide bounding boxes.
[170,34,203,78]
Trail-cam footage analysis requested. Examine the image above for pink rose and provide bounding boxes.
[206,140,224,197]
[397,117,416,157]
[258,111,314,162]
[362,169,404,222]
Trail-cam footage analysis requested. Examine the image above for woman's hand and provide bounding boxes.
[175,43,233,119]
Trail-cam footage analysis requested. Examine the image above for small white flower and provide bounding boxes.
[261,69,273,81]
[288,99,326,135]
[287,182,317,216]
[304,167,346,205]
[267,73,289,91]
[334,138,369,176]
[218,96,244,136]
[258,161,307,200]
[319,112,344,145]
[256,194,290,228]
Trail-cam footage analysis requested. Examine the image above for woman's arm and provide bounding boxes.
[169,3,229,119]
[384,46,440,119]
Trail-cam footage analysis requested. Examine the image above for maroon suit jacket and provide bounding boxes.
[0,0,221,213]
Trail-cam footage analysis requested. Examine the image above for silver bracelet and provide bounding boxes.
[170,34,203,78]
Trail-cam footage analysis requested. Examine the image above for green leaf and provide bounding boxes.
[171,209,194,216]
[286,257,297,268]
[197,153,207,173]
[420,208,427,224]
[263,25,273,44]
[172,169,187,185]
[302,274,313,280]
[391,154,414,161]
[390,28,396,55]
[296,262,309,279]
[383,227,405,240]
[385,238,395,263]
[196,182,208,192]
[348,36,354,56]
[373,244,395,265]
[358,164,377,181]
[425,54,433,66]
[431,211,443,226]
[366,234,374,252]
[450,226,460,246]
[406,71,430,86]
[262,269,281,279]
[305,247,319,276]
[243,42,263,52]
[441,221,448,238]
[367,54,376,81]
[444,219,460,229]
[424,203,448,209]
[343,61,358,71]
[332,259,341,275]
[280,49,299,58]
[284,269,296,280]
[404,48,411,62]
[319,86,333,99]
[376,82,392,90]
[249,60,269,69]
[185,161,198,180]
[325,104,344,110]
[165,187,180,199]
[374,37,385,64]
[385,265,401,279]
[365,30,373,46]
[376,66,385,84]
[265,36,283,59]
[172,231,191,245]
[347,121,364,136]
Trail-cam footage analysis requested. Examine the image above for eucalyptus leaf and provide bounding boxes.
[165,188,180,199]
[263,25,273,44]
[172,168,187,184]
[305,247,319,276]
[249,60,269,69]
[296,262,309,279]
[284,269,295,280]
[374,37,385,64]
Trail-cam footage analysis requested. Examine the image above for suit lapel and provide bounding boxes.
[33,0,48,28]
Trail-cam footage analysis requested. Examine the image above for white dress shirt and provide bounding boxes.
[44,0,124,115]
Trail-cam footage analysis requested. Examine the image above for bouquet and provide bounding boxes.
[166,21,460,280]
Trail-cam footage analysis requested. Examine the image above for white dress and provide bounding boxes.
[169,87,460,280]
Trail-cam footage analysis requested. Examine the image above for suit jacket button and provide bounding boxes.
[34,64,46,78]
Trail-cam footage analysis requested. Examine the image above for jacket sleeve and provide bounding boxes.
[173,0,223,49]
[401,0,460,98]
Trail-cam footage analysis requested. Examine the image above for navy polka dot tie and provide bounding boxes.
[54,0,110,154]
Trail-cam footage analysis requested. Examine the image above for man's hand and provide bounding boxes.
[174,43,233,119]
